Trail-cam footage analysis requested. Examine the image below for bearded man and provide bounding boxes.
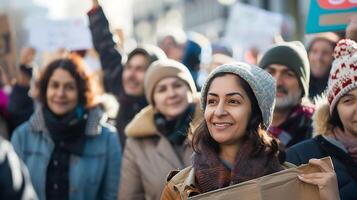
[259,41,315,147]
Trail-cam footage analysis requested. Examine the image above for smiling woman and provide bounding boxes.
[11,53,121,200]
[161,62,340,200]
[286,39,357,200]
[119,59,201,200]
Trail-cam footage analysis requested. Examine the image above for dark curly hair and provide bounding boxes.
[37,53,97,109]
[192,72,284,162]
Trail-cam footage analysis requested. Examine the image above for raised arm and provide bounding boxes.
[87,0,124,95]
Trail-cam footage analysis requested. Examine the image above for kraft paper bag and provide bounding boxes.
[189,157,333,200]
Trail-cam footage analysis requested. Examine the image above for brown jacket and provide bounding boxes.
[119,99,202,200]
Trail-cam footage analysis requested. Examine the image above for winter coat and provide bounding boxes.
[286,102,357,200]
[118,99,202,200]
[11,106,121,200]
[87,6,148,148]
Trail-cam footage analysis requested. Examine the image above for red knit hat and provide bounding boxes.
[327,39,357,113]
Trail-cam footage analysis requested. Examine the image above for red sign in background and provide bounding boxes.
[318,0,357,10]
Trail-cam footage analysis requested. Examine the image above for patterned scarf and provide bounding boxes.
[193,141,283,193]
[269,104,314,147]
[333,127,357,162]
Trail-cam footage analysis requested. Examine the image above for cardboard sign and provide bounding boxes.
[189,157,334,200]
[0,14,16,82]
[26,17,93,52]
[306,0,357,33]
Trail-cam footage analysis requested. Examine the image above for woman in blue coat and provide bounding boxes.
[11,54,121,200]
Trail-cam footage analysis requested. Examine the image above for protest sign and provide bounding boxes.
[26,17,93,52]
[223,3,283,61]
[189,157,333,200]
[306,0,357,33]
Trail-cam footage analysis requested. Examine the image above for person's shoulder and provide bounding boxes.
[287,138,321,155]
[12,121,32,137]
[166,165,194,184]
[100,121,117,135]
[286,137,323,165]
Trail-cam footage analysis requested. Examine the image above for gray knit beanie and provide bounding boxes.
[259,41,310,98]
[201,62,276,130]
[144,59,197,105]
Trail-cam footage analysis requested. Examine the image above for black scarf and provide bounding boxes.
[154,103,195,145]
[43,106,87,155]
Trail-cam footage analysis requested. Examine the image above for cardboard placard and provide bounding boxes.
[189,157,334,200]
[306,0,357,33]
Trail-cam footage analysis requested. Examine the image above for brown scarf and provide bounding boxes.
[193,141,283,193]
[333,127,357,162]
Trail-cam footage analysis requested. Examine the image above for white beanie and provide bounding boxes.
[327,39,357,113]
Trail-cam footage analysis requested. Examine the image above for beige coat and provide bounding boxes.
[119,99,202,200]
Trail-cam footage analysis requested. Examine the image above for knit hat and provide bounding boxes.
[144,59,197,105]
[128,44,167,65]
[259,41,310,98]
[201,62,276,130]
[327,39,357,114]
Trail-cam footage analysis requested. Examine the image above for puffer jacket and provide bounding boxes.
[11,106,121,200]
[119,97,202,200]
[286,102,357,200]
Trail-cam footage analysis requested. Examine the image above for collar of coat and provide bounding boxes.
[28,105,107,137]
[312,99,334,137]
[125,94,202,138]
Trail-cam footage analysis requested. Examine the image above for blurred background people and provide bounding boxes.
[7,47,36,136]
[119,59,201,200]
[88,0,166,148]
[307,32,339,100]
[11,54,121,200]
[286,39,357,200]
[259,41,314,147]
[157,28,187,62]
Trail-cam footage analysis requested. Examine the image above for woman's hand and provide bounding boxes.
[19,47,36,65]
[298,158,340,200]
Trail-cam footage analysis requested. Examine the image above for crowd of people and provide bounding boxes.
[0,1,356,200]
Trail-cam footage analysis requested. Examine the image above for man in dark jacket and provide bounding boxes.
[88,0,166,148]
[259,41,314,147]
